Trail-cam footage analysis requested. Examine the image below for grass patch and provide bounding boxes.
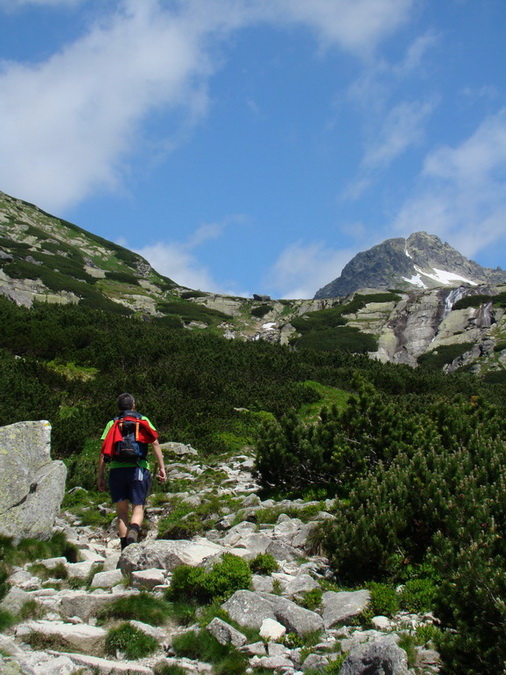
[299,381,350,422]
[105,622,159,659]
[0,608,14,631]
[97,592,172,626]
[172,629,247,672]
[0,532,78,568]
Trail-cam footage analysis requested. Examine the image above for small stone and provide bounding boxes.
[260,618,286,641]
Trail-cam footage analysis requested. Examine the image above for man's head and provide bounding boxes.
[117,392,135,411]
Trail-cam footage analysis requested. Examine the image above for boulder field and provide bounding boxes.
[0,423,441,674]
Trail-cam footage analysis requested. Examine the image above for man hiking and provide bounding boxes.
[98,393,166,549]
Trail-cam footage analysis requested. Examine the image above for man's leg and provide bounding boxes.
[126,504,144,545]
[116,499,130,543]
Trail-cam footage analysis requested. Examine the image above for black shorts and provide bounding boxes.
[109,466,152,505]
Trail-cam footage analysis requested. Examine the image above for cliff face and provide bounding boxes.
[315,232,506,299]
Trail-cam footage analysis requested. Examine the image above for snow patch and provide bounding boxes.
[402,274,427,289]
[262,322,276,330]
[405,247,413,260]
[420,267,477,287]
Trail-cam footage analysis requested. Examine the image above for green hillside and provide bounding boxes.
[1,192,506,672]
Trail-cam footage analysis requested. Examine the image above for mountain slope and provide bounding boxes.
[1,191,506,376]
[314,232,506,299]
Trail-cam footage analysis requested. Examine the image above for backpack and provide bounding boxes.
[101,410,157,463]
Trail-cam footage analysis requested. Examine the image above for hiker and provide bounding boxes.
[97,393,166,550]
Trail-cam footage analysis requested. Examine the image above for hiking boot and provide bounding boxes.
[126,523,140,545]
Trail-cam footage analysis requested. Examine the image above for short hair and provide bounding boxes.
[117,393,135,411]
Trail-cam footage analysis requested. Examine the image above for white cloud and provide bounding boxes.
[254,0,415,54]
[266,241,355,299]
[135,241,222,293]
[0,0,419,212]
[393,108,506,258]
[363,99,435,169]
[134,215,245,294]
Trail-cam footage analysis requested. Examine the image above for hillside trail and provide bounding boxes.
[0,443,442,674]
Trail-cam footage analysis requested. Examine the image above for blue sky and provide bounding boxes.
[0,0,505,298]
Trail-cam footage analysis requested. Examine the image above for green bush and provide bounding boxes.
[97,592,172,626]
[105,622,159,659]
[367,582,399,617]
[248,553,279,575]
[399,578,437,613]
[417,343,475,370]
[167,554,251,604]
[251,305,273,318]
[298,588,323,611]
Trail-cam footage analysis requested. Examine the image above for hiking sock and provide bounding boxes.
[120,537,128,550]
[126,522,140,545]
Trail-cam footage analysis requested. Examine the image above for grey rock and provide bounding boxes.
[266,539,300,561]
[64,652,154,673]
[65,560,99,581]
[322,590,371,628]
[282,574,320,598]
[131,568,166,590]
[90,568,124,589]
[240,641,268,656]
[119,539,224,574]
[160,441,199,456]
[221,590,277,629]
[206,617,248,647]
[10,651,76,675]
[16,620,107,657]
[252,574,274,593]
[303,653,329,672]
[260,618,286,641]
[254,655,295,670]
[0,421,67,542]
[60,589,136,621]
[340,636,410,675]
[262,593,324,636]
[0,587,31,615]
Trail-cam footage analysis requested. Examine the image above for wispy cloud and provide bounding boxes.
[362,99,435,169]
[134,215,245,294]
[393,108,506,257]
[266,241,356,299]
[0,0,419,212]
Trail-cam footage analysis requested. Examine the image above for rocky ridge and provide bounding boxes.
[0,427,441,675]
[314,232,506,299]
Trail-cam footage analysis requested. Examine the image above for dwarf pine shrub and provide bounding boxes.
[167,554,251,604]
[248,553,279,575]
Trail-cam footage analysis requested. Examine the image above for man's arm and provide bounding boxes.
[151,439,166,482]
[97,453,107,491]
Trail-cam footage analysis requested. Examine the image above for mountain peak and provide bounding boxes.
[314,232,506,299]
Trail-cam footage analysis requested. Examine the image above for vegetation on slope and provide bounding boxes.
[0,292,505,673]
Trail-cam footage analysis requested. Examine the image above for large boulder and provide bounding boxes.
[0,421,66,542]
[340,636,410,675]
[119,539,225,575]
[322,590,371,628]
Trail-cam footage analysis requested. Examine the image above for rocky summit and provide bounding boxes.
[314,232,506,299]
[0,421,441,675]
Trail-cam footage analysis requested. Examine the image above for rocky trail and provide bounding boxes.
[0,434,441,675]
